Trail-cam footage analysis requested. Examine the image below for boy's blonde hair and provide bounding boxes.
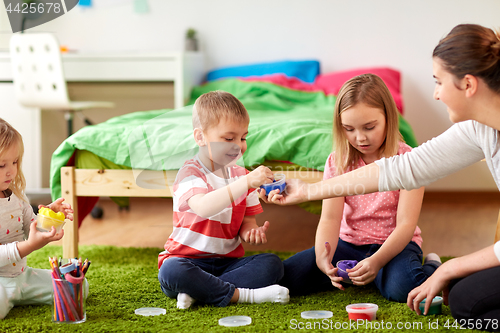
[334,74,402,174]
[0,118,26,199]
[192,91,249,130]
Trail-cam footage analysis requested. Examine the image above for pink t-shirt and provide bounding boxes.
[323,141,423,247]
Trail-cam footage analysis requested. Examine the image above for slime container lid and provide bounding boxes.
[260,173,286,194]
[419,296,443,307]
[135,307,166,316]
[218,315,252,327]
[301,310,333,319]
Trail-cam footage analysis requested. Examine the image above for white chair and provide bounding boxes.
[9,33,114,136]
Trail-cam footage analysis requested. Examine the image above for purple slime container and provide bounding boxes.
[336,260,358,284]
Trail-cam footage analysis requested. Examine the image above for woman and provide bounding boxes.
[261,24,500,331]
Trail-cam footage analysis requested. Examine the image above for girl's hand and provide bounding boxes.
[241,221,269,245]
[317,242,344,290]
[259,178,308,206]
[348,257,381,286]
[39,198,74,221]
[407,268,449,315]
[27,221,64,251]
[247,166,274,189]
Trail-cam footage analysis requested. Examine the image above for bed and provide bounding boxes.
[50,64,419,258]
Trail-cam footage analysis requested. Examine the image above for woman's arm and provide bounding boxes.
[348,186,425,285]
[408,244,500,315]
[314,197,345,289]
[262,122,485,205]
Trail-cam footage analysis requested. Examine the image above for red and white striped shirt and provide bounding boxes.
[158,156,263,268]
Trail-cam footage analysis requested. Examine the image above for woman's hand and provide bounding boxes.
[407,267,449,315]
[259,178,309,205]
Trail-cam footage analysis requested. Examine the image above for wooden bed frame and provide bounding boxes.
[60,166,500,258]
[60,166,324,258]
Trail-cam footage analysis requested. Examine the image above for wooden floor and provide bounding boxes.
[54,192,500,258]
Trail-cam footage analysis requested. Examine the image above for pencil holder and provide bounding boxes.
[51,274,86,323]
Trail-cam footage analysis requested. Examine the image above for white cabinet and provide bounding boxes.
[0,83,42,192]
[0,52,205,194]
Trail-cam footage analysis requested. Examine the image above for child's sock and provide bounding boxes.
[424,253,442,267]
[237,284,289,304]
[176,293,195,309]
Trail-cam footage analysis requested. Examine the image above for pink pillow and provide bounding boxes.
[314,67,404,114]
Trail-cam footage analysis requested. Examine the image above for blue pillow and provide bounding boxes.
[207,60,320,83]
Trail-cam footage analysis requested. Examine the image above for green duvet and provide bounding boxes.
[50,78,417,201]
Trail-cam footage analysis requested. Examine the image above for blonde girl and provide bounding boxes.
[278,74,440,302]
[0,118,74,319]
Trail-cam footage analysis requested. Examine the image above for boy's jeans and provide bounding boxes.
[158,253,284,307]
[280,239,439,302]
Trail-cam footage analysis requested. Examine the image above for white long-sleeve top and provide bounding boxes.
[0,190,36,277]
[375,120,500,262]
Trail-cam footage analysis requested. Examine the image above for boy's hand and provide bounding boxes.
[27,221,64,251]
[241,221,270,245]
[39,198,74,221]
[247,166,274,189]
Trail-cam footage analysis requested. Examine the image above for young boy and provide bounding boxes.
[157,91,289,309]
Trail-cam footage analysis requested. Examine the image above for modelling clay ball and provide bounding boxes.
[38,207,65,221]
[260,173,286,194]
[336,260,358,284]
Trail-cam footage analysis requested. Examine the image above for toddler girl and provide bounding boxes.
[0,118,73,318]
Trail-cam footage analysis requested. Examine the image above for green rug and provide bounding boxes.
[0,245,481,332]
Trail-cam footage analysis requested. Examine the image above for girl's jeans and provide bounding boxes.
[280,239,439,302]
[158,253,284,307]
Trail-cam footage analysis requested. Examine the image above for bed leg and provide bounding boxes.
[61,166,79,258]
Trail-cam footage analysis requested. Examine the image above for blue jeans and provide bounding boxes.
[158,253,284,307]
[280,239,439,302]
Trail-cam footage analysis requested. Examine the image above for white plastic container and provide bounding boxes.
[346,303,378,321]
[36,214,66,233]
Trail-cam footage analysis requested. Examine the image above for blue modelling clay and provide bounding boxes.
[260,173,286,194]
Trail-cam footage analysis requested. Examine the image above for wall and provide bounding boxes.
[1,0,499,190]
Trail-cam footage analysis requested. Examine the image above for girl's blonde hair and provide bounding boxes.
[334,74,402,174]
[0,118,26,199]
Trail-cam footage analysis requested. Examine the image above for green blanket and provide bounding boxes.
[50,78,418,201]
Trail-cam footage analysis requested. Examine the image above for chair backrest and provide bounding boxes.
[9,33,71,109]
